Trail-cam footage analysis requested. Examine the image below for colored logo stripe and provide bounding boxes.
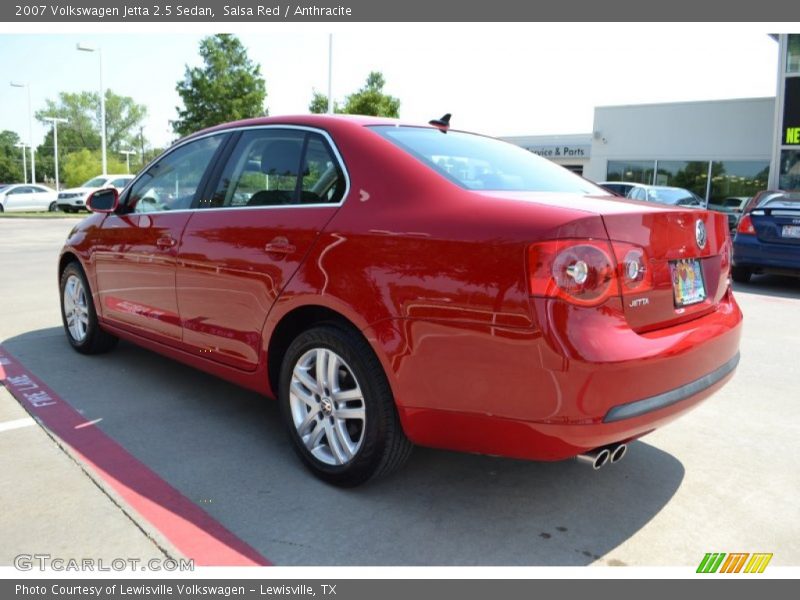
[697,552,773,573]
[744,553,773,573]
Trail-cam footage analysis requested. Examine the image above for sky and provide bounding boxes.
[0,24,784,153]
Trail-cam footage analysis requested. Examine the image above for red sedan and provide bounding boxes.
[58,115,742,486]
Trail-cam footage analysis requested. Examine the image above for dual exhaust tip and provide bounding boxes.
[576,443,627,470]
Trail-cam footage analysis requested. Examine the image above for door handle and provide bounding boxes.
[264,237,296,255]
[156,235,177,249]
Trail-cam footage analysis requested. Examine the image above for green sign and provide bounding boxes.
[784,77,800,146]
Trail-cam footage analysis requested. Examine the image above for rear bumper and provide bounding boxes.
[733,234,800,272]
[391,288,742,461]
[603,352,739,422]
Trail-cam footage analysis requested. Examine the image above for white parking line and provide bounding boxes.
[0,417,36,433]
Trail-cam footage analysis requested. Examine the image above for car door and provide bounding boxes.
[93,133,228,343]
[30,185,52,210]
[6,186,33,211]
[175,127,347,370]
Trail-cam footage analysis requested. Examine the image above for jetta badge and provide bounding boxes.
[695,220,707,250]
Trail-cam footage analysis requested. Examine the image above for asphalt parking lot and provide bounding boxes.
[1,217,799,567]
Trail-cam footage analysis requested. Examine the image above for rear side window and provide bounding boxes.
[205,129,346,209]
[372,126,606,194]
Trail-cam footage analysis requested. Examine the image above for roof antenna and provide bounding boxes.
[429,113,451,132]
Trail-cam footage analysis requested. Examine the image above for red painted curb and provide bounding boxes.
[0,345,271,566]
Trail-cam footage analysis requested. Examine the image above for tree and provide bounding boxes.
[35,90,148,154]
[308,72,400,118]
[308,89,340,114]
[173,34,267,137]
[34,90,147,184]
[61,149,127,188]
[0,130,24,183]
[342,72,400,117]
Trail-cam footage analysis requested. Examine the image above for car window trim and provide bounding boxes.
[196,126,350,212]
[190,131,239,210]
[118,130,229,211]
[119,125,350,215]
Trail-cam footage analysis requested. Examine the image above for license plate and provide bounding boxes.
[781,225,800,239]
[670,259,707,307]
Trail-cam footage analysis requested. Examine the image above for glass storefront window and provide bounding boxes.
[654,161,709,200]
[605,160,654,184]
[708,161,770,204]
[779,150,800,191]
[787,34,800,74]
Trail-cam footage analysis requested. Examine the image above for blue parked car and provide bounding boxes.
[732,190,800,283]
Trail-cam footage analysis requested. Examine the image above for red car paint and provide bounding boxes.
[60,115,742,462]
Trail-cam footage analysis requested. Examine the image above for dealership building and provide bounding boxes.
[503,33,800,203]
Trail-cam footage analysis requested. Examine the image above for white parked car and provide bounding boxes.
[0,183,59,212]
[57,174,134,213]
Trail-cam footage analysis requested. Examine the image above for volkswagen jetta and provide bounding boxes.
[58,115,742,485]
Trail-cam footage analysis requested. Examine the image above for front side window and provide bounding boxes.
[110,177,132,188]
[126,135,224,213]
[373,126,606,194]
[207,129,345,208]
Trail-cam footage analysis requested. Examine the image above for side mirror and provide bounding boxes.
[87,188,119,213]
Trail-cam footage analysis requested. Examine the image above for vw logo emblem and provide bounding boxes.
[695,220,707,250]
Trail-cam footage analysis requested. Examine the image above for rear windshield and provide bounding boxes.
[758,193,800,208]
[372,126,607,194]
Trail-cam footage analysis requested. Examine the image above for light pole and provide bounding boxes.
[43,116,68,190]
[10,81,35,183]
[120,149,136,174]
[15,142,28,183]
[76,42,106,175]
[327,34,334,114]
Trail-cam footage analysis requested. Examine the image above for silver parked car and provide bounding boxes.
[0,183,59,212]
[57,174,134,213]
[626,184,705,208]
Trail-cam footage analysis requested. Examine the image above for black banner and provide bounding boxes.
[784,77,800,146]
[2,0,800,22]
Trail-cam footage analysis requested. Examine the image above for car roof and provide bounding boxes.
[178,114,434,145]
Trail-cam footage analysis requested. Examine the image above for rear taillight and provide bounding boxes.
[737,214,755,235]
[528,239,653,307]
[611,242,652,295]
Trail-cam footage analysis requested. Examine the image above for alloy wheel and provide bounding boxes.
[289,348,366,466]
[63,274,89,342]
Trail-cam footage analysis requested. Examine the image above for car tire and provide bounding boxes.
[48,201,57,212]
[60,262,118,354]
[0,204,4,213]
[731,266,752,284]
[278,324,413,486]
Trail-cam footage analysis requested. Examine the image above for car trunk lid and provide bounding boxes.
[749,204,800,246]
[477,191,731,331]
[601,208,730,331]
